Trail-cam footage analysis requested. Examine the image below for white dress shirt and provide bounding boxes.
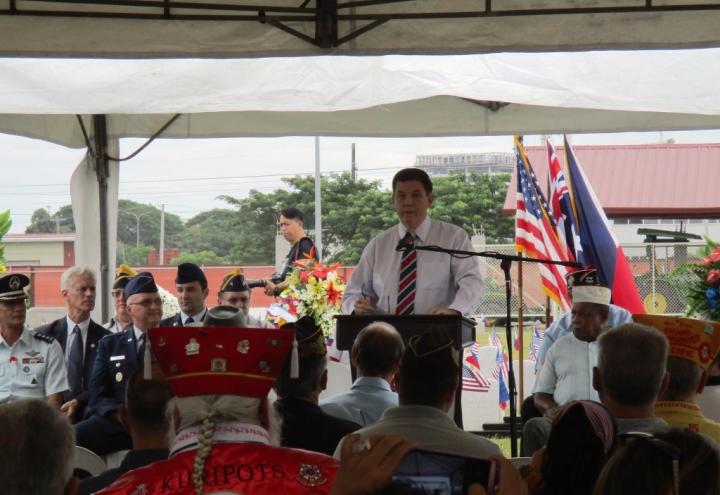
[342,216,483,315]
[533,332,600,405]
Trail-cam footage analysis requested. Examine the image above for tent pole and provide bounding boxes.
[92,114,110,323]
[314,136,323,262]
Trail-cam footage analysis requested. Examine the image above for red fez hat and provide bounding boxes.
[148,326,294,398]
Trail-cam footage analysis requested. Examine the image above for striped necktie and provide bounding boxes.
[396,233,417,315]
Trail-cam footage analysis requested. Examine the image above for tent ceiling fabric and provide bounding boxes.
[1,50,719,114]
[4,99,720,148]
[1,1,719,57]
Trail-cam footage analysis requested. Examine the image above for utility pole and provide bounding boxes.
[159,204,165,265]
[351,142,357,181]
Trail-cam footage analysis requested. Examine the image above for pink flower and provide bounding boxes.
[707,269,720,285]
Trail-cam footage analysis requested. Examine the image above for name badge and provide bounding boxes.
[110,355,126,362]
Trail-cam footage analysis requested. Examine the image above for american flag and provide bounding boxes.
[514,136,571,311]
[529,326,544,362]
[462,364,491,392]
[488,331,503,351]
[547,138,584,265]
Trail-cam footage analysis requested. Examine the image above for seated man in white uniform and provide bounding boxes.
[522,280,611,455]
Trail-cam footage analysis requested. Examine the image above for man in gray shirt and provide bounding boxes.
[334,328,500,459]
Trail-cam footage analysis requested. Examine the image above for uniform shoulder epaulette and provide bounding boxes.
[33,332,55,343]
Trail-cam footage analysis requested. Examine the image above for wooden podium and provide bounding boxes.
[335,314,476,428]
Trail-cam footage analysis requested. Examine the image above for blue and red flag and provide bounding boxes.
[563,136,644,314]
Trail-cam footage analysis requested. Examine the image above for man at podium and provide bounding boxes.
[342,168,483,317]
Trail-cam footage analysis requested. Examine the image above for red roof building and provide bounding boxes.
[502,143,720,218]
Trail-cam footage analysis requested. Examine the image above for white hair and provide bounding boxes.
[171,394,281,495]
[60,264,96,290]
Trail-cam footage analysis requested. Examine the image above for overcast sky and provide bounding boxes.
[2,129,719,233]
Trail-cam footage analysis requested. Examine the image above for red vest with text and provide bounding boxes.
[97,443,338,495]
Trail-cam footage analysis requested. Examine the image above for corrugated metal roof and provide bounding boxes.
[502,143,720,217]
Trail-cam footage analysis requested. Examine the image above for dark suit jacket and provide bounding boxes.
[275,397,361,456]
[77,448,169,495]
[159,309,206,327]
[87,327,143,419]
[36,317,110,417]
[159,313,183,327]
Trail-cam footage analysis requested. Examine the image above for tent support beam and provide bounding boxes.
[92,114,111,323]
[3,1,720,49]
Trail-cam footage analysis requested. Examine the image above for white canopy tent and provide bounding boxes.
[1,2,719,319]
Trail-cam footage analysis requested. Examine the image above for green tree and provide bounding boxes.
[172,250,230,266]
[26,207,74,233]
[0,210,11,270]
[116,200,185,248]
[117,243,154,266]
[180,209,238,260]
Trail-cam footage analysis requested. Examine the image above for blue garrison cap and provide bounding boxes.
[175,262,207,288]
[124,272,158,300]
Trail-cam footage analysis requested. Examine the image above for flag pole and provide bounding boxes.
[517,253,525,408]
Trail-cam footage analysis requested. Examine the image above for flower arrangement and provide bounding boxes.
[267,249,346,337]
[158,284,180,319]
[678,237,720,321]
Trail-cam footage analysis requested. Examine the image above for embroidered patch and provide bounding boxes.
[237,339,250,354]
[296,464,327,487]
[185,338,200,356]
[211,358,227,372]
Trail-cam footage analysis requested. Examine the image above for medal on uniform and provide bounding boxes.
[296,464,327,487]
[237,339,250,354]
[116,371,124,382]
[22,365,31,374]
[185,338,200,356]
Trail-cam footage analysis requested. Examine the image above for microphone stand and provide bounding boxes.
[405,243,580,457]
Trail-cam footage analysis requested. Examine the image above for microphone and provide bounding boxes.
[395,231,415,252]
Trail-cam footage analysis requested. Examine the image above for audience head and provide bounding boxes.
[279,207,306,245]
[174,262,208,316]
[539,400,617,495]
[121,369,174,440]
[391,169,434,230]
[148,322,294,495]
[124,272,162,331]
[274,316,328,401]
[0,399,76,495]
[217,268,252,314]
[111,264,138,324]
[633,315,720,402]
[352,322,405,381]
[397,328,459,410]
[594,323,668,409]
[60,264,96,318]
[0,273,30,331]
[593,428,720,495]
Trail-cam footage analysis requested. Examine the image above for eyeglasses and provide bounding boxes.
[111,290,123,297]
[127,298,163,308]
[619,432,683,495]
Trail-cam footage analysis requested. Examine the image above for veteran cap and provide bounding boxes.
[401,327,459,377]
[113,264,138,290]
[281,315,326,359]
[0,273,30,301]
[148,325,294,398]
[633,314,720,370]
[566,268,601,288]
[175,262,207,288]
[124,272,159,300]
[203,305,247,328]
[219,268,249,293]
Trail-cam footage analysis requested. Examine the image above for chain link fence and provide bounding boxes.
[473,241,705,321]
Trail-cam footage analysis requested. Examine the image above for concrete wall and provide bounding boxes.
[5,241,66,266]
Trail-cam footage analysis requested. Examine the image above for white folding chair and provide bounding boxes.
[74,446,107,477]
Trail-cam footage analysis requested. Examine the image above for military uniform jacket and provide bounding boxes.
[96,442,338,495]
[159,309,207,328]
[36,317,110,414]
[0,328,68,403]
[87,327,144,418]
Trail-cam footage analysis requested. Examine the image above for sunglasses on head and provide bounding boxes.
[619,432,683,495]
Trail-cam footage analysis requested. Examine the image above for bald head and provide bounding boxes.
[352,322,405,379]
